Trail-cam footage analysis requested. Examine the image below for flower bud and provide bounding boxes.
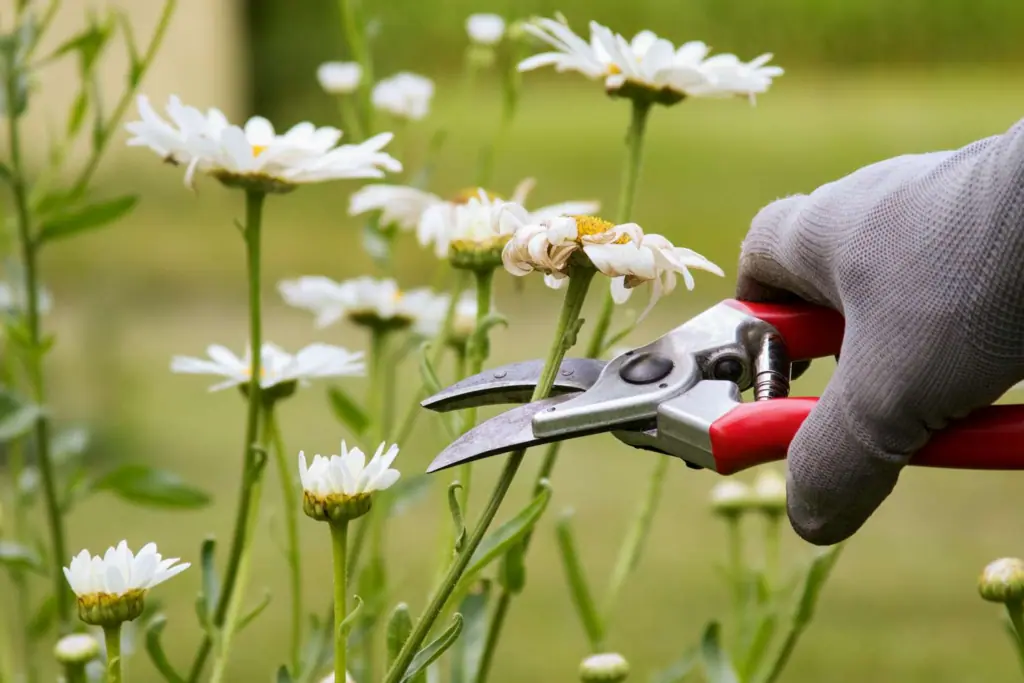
[751,469,786,515]
[579,653,629,683]
[77,590,146,626]
[302,490,372,523]
[54,633,100,665]
[709,480,753,518]
[979,558,1024,603]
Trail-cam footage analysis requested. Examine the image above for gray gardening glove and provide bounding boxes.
[737,117,1024,546]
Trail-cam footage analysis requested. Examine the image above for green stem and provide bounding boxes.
[6,60,70,631]
[764,513,782,587]
[336,94,363,142]
[61,663,86,683]
[759,621,803,683]
[477,96,654,671]
[66,0,177,202]
[474,590,511,681]
[268,408,303,674]
[459,267,495,508]
[726,515,745,621]
[336,0,373,140]
[368,328,388,443]
[103,625,122,683]
[383,269,596,683]
[331,521,350,683]
[187,189,266,683]
[601,456,670,623]
[1006,601,1024,676]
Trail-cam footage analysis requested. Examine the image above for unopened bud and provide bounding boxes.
[580,653,629,683]
[54,633,100,665]
[979,558,1024,603]
[751,469,786,515]
[709,480,753,518]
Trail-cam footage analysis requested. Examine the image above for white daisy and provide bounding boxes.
[371,73,435,121]
[278,275,446,331]
[414,290,479,342]
[170,342,365,392]
[299,441,401,522]
[0,280,52,315]
[518,17,782,103]
[63,541,189,625]
[317,61,363,95]
[53,633,100,665]
[751,468,786,511]
[467,14,506,45]
[125,95,402,191]
[501,214,723,319]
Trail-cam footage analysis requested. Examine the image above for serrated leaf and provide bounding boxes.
[327,385,370,437]
[95,464,211,509]
[36,194,138,244]
[455,481,552,595]
[555,510,602,649]
[144,614,185,683]
[0,403,40,442]
[0,541,42,574]
[700,622,739,683]
[451,580,491,683]
[401,614,464,683]
[649,648,698,683]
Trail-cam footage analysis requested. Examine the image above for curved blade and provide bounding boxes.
[426,394,589,473]
[421,358,606,413]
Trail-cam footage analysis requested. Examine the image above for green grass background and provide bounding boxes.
[9,28,1024,683]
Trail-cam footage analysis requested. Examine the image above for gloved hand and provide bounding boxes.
[737,117,1024,546]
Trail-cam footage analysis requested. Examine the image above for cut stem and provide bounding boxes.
[331,521,350,683]
[267,408,303,674]
[383,268,596,683]
[103,625,122,683]
[187,189,266,682]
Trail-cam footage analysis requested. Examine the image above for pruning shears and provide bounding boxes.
[420,298,1024,475]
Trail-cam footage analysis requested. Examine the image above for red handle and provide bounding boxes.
[723,299,845,361]
[709,399,1024,475]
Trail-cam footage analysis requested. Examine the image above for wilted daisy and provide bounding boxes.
[318,61,363,95]
[125,95,401,191]
[63,541,189,626]
[278,275,446,332]
[518,17,782,104]
[170,342,365,397]
[371,72,435,121]
[502,214,723,319]
[299,441,401,522]
[467,13,506,45]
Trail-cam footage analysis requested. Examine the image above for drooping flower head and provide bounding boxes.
[278,275,447,332]
[518,17,782,106]
[125,95,401,191]
[299,441,401,522]
[502,213,723,320]
[170,342,364,402]
[371,73,435,121]
[63,541,189,626]
[318,61,363,95]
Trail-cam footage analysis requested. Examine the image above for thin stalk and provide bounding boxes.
[727,517,744,613]
[601,456,670,623]
[267,408,303,674]
[61,664,86,683]
[368,328,388,443]
[459,267,495,508]
[1006,601,1024,675]
[66,0,177,201]
[330,521,350,683]
[763,513,782,587]
[7,61,69,629]
[103,625,122,683]
[383,269,596,683]
[336,0,373,139]
[187,189,266,682]
[477,97,655,671]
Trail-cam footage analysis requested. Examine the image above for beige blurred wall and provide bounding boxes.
[16,0,246,177]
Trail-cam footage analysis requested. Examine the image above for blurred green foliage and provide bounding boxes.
[246,0,1024,120]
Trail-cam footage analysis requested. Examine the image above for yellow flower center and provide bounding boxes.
[252,144,267,157]
[451,187,503,204]
[571,215,630,244]
[608,64,622,75]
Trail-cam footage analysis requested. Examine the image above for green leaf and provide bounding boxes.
[739,609,777,682]
[237,590,272,633]
[198,537,219,621]
[36,194,138,244]
[793,544,844,627]
[28,595,56,640]
[451,580,491,683]
[298,613,332,683]
[94,464,211,508]
[455,480,552,595]
[700,622,739,683]
[417,341,444,395]
[327,384,370,437]
[0,403,40,442]
[499,539,526,595]
[555,509,602,649]
[0,541,42,574]
[387,474,432,518]
[448,481,466,553]
[276,666,294,683]
[649,648,698,683]
[67,88,89,137]
[401,614,464,683]
[386,603,413,668]
[339,595,365,638]
[144,614,186,683]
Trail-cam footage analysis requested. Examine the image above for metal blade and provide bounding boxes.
[426,394,595,473]
[421,357,606,413]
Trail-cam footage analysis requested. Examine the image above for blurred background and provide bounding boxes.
[6,0,1024,681]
